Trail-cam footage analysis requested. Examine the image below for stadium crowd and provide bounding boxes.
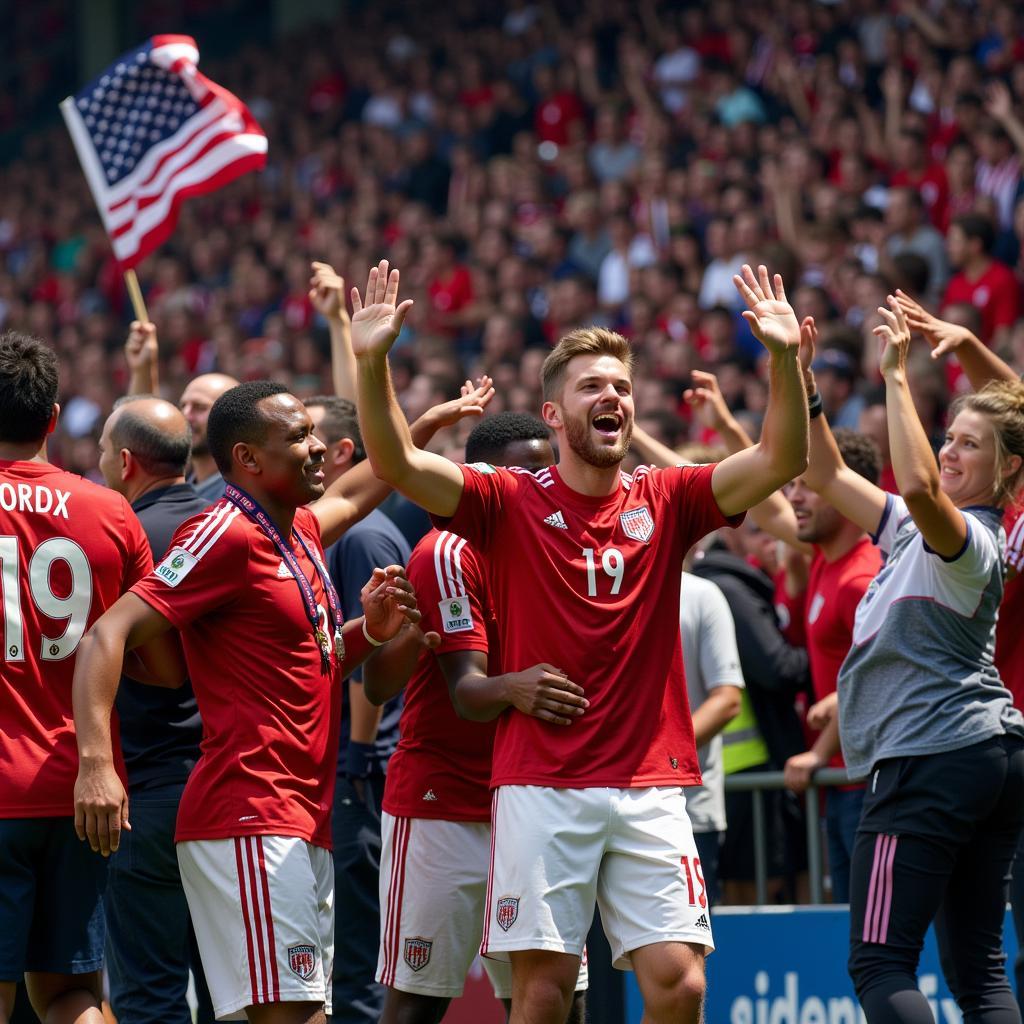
[4,0,1024,1023]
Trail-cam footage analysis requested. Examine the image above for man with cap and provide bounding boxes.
[811,349,863,430]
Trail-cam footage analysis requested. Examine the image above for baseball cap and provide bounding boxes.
[811,349,856,380]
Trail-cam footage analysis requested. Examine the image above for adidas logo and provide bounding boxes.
[543,510,568,530]
[695,913,710,931]
[276,560,293,579]
[422,789,438,802]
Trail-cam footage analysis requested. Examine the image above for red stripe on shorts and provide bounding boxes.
[257,838,281,1001]
[244,837,270,1002]
[234,838,260,1004]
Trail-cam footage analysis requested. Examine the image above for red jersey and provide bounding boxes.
[383,530,496,822]
[132,503,341,848]
[943,260,1020,343]
[996,504,1024,708]
[806,539,881,771]
[891,165,949,230]
[436,462,741,788]
[0,460,151,817]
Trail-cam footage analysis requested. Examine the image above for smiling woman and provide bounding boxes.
[800,297,1024,1023]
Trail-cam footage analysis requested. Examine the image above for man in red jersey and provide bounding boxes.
[365,412,587,1024]
[72,381,425,1024]
[0,331,173,1024]
[350,260,808,1024]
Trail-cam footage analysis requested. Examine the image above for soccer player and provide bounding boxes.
[350,260,808,1024]
[803,297,1024,1021]
[0,332,169,1024]
[72,381,423,1024]
[96,393,215,1024]
[364,412,587,1024]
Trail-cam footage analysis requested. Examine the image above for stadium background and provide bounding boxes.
[5,0,1024,1021]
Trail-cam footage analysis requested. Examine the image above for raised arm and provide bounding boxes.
[895,288,1018,391]
[309,261,356,403]
[124,320,159,396]
[310,376,494,547]
[73,593,176,855]
[352,261,467,517]
[709,265,808,517]
[877,295,967,557]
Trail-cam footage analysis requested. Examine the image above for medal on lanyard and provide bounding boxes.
[224,484,344,672]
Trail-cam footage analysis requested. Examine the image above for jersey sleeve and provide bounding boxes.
[409,533,490,654]
[1005,507,1024,574]
[870,492,907,555]
[429,463,521,550]
[697,580,745,691]
[656,463,746,544]
[119,498,154,591]
[131,509,249,629]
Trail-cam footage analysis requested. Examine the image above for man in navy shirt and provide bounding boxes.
[306,396,411,1024]
[97,395,214,1024]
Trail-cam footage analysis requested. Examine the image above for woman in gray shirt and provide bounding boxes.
[802,297,1024,1024]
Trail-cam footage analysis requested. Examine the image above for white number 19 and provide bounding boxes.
[1,536,93,662]
[582,547,625,597]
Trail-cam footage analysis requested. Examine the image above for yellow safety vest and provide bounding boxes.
[722,689,769,774]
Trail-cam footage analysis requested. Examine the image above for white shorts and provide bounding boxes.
[178,836,334,1020]
[483,786,714,970]
[377,814,587,998]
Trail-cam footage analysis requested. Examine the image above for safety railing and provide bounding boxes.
[723,767,860,905]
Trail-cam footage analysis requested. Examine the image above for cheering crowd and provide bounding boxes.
[4,1,1024,1023]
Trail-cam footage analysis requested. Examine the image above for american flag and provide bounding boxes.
[60,35,267,269]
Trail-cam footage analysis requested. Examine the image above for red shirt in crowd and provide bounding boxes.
[383,530,496,823]
[891,164,950,230]
[534,91,586,146]
[996,503,1024,708]
[805,539,882,772]
[943,259,1020,343]
[0,460,151,817]
[427,265,474,335]
[436,461,742,789]
[133,503,342,848]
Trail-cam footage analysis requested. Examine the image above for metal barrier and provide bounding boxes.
[723,767,860,906]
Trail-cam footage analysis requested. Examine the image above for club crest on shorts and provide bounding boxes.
[619,506,654,543]
[496,896,520,931]
[403,937,433,971]
[288,944,317,980]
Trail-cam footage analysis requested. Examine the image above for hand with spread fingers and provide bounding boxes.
[732,263,802,357]
[350,260,414,359]
[360,565,421,643]
[423,376,496,432]
[875,294,913,378]
[893,289,970,360]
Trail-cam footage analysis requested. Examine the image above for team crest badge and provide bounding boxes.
[403,938,433,971]
[496,896,520,931]
[620,506,654,543]
[288,944,317,980]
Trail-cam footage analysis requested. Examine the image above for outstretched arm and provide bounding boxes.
[895,289,1018,391]
[309,261,356,403]
[73,593,176,856]
[878,296,967,557]
[710,265,808,517]
[311,376,494,547]
[352,261,467,517]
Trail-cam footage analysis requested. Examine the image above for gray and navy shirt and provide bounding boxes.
[839,493,1024,778]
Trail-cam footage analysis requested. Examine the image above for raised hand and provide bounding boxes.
[360,565,421,643]
[350,260,414,358]
[894,288,969,360]
[875,294,912,377]
[683,369,731,432]
[309,260,350,324]
[125,320,158,373]
[426,375,496,431]
[799,315,818,387]
[985,80,1014,124]
[733,264,801,357]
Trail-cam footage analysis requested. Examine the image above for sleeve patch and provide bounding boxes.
[153,546,199,587]
[466,462,496,475]
[439,596,475,633]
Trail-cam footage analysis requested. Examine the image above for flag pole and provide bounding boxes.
[123,268,149,323]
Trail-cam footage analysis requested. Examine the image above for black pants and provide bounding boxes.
[330,774,387,1024]
[848,735,1024,1023]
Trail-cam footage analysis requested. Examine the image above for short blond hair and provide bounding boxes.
[540,327,634,402]
[951,379,1024,506]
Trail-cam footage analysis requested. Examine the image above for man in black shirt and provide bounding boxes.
[97,395,213,1024]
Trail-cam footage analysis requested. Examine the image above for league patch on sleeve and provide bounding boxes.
[439,596,475,633]
[466,462,496,474]
[153,546,198,587]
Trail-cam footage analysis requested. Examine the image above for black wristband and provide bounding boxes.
[808,392,823,419]
[344,741,381,778]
